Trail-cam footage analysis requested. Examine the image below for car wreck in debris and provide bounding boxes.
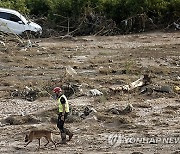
[0,7,42,37]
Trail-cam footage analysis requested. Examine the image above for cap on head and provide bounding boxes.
[53,87,62,93]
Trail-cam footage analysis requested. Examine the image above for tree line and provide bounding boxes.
[0,0,179,35]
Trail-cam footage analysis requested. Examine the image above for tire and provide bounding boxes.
[21,30,36,39]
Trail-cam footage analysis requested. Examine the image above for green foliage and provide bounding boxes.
[0,0,29,14]
[25,0,51,16]
[166,0,180,21]
[100,0,128,22]
[0,0,179,32]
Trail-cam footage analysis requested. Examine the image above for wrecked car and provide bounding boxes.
[0,7,42,37]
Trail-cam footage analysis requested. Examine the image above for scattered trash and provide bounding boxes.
[88,89,103,96]
[65,65,77,77]
[11,86,38,101]
[0,31,40,52]
[0,40,7,51]
[26,39,33,48]
[23,86,38,101]
[110,74,151,92]
[140,86,154,95]
[174,86,180,92]
[123,74,151,91]
[0,41,5,47]
[173,22,180,30]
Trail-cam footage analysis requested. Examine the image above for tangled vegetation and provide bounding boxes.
[0,0,179,35]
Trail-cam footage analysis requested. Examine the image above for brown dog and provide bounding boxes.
[24,130,57,149]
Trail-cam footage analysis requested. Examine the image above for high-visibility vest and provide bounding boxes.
[58,94,69,113]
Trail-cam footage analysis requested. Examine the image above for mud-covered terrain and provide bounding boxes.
[0,32,180,154]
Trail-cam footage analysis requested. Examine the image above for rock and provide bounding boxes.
[66,115,82,123]
[140,86,153,95]
[4,115,40,125]
[108,108,120,115]
[122,104,133,114]
[154,85,172,93]
[80,106,97,119]
[107,104,133,115]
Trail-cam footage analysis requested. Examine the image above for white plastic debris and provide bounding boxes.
[0,41,5,47]
[122,76,144,91]
[88,89,103,96]
[25,86,31,91]
[173,22,180,30]
[27,39,32,48]
[65,65,77,77]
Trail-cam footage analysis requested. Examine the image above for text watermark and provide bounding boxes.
[107,133,180,147]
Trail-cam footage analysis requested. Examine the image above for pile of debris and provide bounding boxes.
[0,32,22,51]
[11,86,40,102]
[109,74,151,92]
[109,74,177,96]
[0,31,39,52]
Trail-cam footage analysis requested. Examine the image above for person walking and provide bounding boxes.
[53,87,73,144]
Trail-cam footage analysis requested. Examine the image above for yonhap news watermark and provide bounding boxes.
[107,133,180,147]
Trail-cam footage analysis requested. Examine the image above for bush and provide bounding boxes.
[25,0,52,16]
[0,0,29,14]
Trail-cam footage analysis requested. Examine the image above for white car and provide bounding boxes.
[0,7,42,37]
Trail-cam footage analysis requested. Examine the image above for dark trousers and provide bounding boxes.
[57,112,68,133]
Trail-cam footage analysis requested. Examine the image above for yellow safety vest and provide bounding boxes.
[58,94,69,113]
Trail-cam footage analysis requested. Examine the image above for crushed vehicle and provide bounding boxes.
[0,7,42,37]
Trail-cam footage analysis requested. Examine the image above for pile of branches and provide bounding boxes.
[0,31,26,51]
[165,18,180,31]
[34,12,179,38]
[72,13,121,36]
[35,13,121,37]
[33,16,61,38]
[120,13,158,34]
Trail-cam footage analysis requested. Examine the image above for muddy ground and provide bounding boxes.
[0,31,180,154]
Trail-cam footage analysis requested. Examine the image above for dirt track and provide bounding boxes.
[0,31,180,154]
